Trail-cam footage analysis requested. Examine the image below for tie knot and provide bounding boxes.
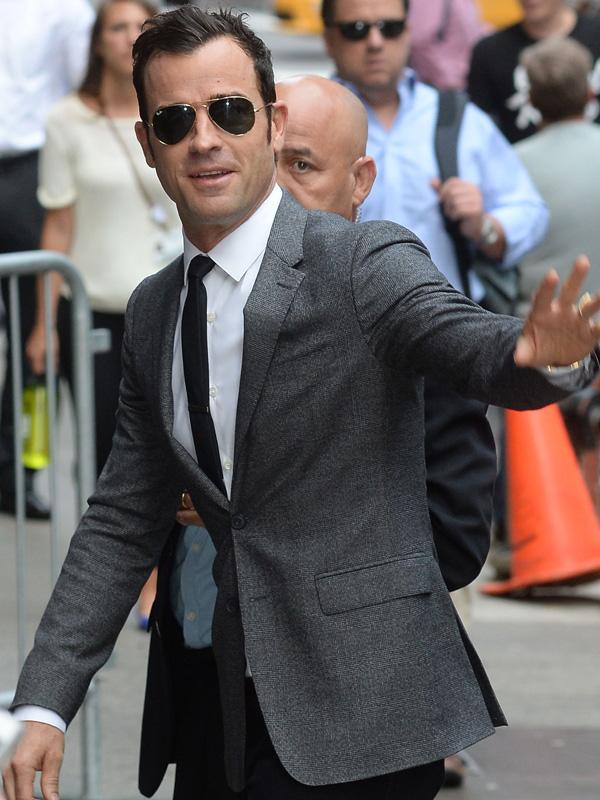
[188,255,215,281]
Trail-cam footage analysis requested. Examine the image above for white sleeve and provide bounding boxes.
[37,104,78,209]
[12,706,67,733]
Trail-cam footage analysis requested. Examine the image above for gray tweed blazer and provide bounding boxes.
[13,193,566,791]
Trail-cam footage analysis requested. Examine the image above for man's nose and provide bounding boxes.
[365,24,385,49]
[188,108,222,152]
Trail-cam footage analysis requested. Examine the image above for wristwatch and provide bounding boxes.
[479,214,499,248]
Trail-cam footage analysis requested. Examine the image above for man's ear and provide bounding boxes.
[351,155,377,215]
[135,120,156,168]
[270,100,288,157]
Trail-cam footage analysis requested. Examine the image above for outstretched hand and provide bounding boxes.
[514,256,600,368]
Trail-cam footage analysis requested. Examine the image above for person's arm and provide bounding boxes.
[351,223,600,403]
[5,281,186,800]
[424,378,496,591]
[432,176,507,261]
[25,207,73,375]
[461,102,549,268]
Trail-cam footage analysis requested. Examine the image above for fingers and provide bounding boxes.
[40,747,62,800]
[558,255,590,307]
[11,759,36,800]
[177,492,206,528]
[513,334,535,367]
[529,268,560,315]
[2,765,16,800]
[175,509,206,527]
[4,724,64,800]
[578,292,600,321]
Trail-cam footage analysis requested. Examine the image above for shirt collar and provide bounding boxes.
[182,183,283,285]
[334,68,417,124]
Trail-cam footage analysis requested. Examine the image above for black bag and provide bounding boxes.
[434,90,519,314]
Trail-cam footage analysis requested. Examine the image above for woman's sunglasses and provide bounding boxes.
[334,18,406,41]
[147,95,272,145]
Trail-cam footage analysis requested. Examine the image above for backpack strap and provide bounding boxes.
[434,89,471,297]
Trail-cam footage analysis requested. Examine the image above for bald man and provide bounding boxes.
[165,74,496,798]
[275,76,375,221]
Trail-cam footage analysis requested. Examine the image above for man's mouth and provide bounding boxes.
[189,169,233,179]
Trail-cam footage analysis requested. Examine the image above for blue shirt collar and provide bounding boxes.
[334,68,418,128]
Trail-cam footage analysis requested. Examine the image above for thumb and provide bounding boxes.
[431,177,442,194]
[514,333,535,366]
[40,750,62,800]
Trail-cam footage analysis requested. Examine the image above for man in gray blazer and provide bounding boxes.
[5,8,600,800]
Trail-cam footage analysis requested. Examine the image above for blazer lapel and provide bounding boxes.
[233,194,307,467]
[157,256,183,436]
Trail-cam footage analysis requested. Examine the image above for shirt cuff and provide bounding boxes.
[537,351,600,390]
[12,705,67,733]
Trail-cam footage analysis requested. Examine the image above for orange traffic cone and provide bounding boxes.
[481,404,600,596]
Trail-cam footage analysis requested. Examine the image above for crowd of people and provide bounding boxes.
[2,1,600,799]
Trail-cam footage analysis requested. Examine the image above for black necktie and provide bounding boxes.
[182,255,226,493]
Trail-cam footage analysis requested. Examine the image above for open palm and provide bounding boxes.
[514,256,600,368]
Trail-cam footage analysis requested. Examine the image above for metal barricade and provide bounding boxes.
[0,251,100,799]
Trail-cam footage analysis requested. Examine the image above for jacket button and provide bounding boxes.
[226,599,240,614]
[231,513,247,530]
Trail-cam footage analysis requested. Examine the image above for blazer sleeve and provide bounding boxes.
[12,284,181,725]
[424,377,496,592]
[350,221,572,409]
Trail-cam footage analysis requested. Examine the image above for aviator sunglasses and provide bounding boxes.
[334,18,406,41]
[147,95,272,145]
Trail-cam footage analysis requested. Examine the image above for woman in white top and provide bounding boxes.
[26,0,178,475]
[26,0,178,625]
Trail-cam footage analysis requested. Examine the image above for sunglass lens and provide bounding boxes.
[380,20,406,38]
[339,20,369,40]
[153,104,196,145]
[209,96,256,135]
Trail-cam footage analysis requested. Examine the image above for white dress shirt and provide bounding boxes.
[172,184,283,494]
[14,184,283,732]
[0,0,93,156]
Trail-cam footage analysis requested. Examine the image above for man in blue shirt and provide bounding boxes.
[321,0,549,303]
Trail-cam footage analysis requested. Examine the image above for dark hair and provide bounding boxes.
[132,6,276,125]
[521,37,592,124]
[321,0,409,26]
[79,0,157,99]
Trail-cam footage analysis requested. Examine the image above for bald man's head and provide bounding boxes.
[276,75,376,221]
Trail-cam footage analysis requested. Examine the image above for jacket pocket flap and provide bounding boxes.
[316,554,434,616]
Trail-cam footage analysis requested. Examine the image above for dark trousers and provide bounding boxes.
[0,151,43,486]
[57,297,125,478]
[171,643,239,800]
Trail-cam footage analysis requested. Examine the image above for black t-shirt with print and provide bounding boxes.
[468,14,600,143]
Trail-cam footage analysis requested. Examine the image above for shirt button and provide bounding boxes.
[186,611,197,622]
[209,386,218,398]
[223,459,232,471]
[207,311,216,323]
